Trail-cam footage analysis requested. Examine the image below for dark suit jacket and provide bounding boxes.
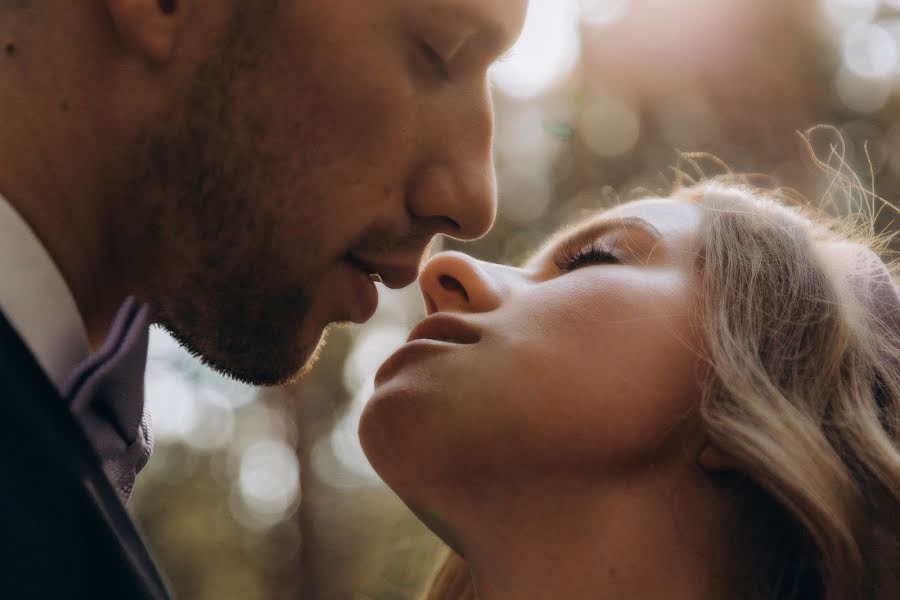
[0,311,170,599]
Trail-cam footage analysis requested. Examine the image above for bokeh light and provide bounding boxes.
[495,103,570,223]
[145,367,197,442]
[578,93,641,157]
[835,66,893,113]
[312,379,383,487]
[145,328,258,447]
[490,0,581,99]
[236,440,301,530]
[841,23,898,79]
[324,291,417,486]
[185,389,236,452]
[342,325,408,395]
[821,0,879,29]
[580,0,630,26]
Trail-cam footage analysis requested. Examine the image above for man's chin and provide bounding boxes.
[280,328,332,384]
[186,325,331,387]
[258,326,333,386]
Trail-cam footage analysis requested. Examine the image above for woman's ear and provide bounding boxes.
[697,440,740,472]
[105,0,184,64]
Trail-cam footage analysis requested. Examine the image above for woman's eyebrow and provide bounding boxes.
[526,216,663,267]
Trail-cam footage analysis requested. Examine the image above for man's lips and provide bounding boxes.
[339,253,419,324]
[345,254,419,290]
[341,258,379,323]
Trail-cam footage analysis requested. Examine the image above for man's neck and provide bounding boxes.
[0,40,129,348]
[443,469,725,600]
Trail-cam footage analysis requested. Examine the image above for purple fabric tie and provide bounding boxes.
[62,297,153,501]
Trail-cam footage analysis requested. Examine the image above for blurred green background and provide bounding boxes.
[131,0,900,598]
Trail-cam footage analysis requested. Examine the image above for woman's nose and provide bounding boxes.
[418,251,504,315]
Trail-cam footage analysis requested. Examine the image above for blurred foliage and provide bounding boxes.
[133,1,899,598]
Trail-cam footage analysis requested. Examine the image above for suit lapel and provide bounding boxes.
[0,310,169,599]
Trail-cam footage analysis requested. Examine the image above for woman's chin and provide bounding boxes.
[358,384,426,485]
[358,384,457,496]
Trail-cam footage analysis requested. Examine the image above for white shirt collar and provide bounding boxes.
[0,193,90,394]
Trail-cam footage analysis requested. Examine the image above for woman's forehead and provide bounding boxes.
[526,197,704,268]
[559,198,704,251]
[599,197,704,236]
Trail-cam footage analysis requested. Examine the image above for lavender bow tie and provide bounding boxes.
[62,297,153,501]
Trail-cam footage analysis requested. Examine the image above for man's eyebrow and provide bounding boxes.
[527,216,663,266]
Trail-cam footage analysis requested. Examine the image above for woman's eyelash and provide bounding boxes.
[554,240,619,272]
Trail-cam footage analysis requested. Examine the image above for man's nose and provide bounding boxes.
[406,90,497,241]
[418,251,504,315]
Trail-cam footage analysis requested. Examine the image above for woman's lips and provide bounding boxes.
[406,314,481,344]
[374,314,481,386]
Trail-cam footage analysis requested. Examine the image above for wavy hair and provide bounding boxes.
[423,176,900,600]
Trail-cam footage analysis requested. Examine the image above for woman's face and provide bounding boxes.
[360,198,706,493]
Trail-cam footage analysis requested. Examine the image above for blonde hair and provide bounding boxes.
[423,176,900,600]
[685,180,899,599]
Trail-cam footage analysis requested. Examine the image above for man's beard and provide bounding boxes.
[112,5,326,386]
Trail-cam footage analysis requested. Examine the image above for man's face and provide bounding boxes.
[123,0,527,385]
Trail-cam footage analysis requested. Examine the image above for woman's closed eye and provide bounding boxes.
[554,239,620,273]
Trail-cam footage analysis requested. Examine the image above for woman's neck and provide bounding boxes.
[449,468,726,600]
